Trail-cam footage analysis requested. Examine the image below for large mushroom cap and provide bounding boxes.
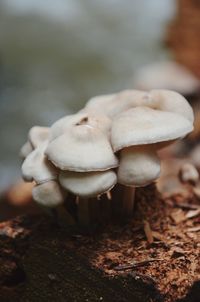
[49,112,112,141]
[59,170,117,198]
[22,142,58,183]
[111,106,193,152]
[32,181,67,208]
[46,124,118,172]
[28,126,49,148]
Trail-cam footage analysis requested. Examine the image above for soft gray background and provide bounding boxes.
[0,0,175,189]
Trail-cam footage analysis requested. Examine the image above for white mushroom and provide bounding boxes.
[28,126,50,148]
[46,123,118,172]
[20,141,33,159]
[133,61,200,96]
[179,163,199,185]
[59,170,117,198]
[59,170,117,225]
[118,146,161,187]
[190,144,200,169]
[112,107,193,152]
[32,180,67,208]
[20,88,194,224]
[22,141,58,183]
[111,106,193,216]
[48,120,118,225]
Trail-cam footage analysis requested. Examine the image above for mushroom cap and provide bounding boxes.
[117,147,161,187]
[49,112,112,141]
[20,141,33,159]
[46,124,118,172]
[32,181,67,208]
[148,89,194,123]
[22,142,58,183]
[111,106,193,152]
[84,94,116,115]
[28,126,49,148]
[84,90,146,118]
[59,170,117,198]
[133,61,200,96]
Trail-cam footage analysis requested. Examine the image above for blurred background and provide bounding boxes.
[1,0,200,220]
[0,0,174,190]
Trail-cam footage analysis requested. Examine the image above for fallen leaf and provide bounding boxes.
[170,209,186,224]
[187,226,200,232]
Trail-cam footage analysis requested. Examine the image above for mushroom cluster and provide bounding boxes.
[20,89,194,223]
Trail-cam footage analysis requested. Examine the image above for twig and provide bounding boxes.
[114,259,163,271]
[174,202,200,210]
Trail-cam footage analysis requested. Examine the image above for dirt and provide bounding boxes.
[67,185,200,302]
[0,184,199,302]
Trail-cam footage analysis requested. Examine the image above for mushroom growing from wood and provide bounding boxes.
[20,89,194,225]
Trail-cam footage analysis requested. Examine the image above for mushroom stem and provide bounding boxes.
[122,186,135,218]
[77,198,90,225]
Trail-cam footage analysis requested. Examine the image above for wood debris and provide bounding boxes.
[185,208,200,219]
[193,186,200,199]
[174,201,200,210]
[187,226,200,232]
[114,259,163,271]
[170,209,186,223]
[143,220,154,244]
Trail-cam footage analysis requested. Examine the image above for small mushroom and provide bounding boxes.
[118,146,161,187]
[28,126,49,148]
[46,123,118,172]
[179,163,199,185]
[19,141,33,159]
[190,144,200,169]
[47,117,118,225]
[59,170,117,225]
[22,141,58,183]
[59,170,117,198]
[32,180,67,208]
[133,61,200,97]
[111,106,193,216]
